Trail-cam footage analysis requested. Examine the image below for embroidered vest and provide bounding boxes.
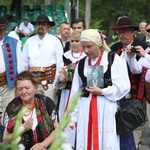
[78,52,116,97]
[2,35,18,87]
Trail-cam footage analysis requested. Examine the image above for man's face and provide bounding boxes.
[36,22,50,36]
[24,20,28,26]
[72,22,85,31]
[117,28,135,45]
[0,28,6,40]
[60,23,70,38]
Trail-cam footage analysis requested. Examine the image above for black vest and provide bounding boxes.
[78,52,116,97]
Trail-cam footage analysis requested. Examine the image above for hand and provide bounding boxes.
[58,71,67,82]
[30,142,45,150]
[123,46,136,59]
[54,89,61,94]
[85,86,102,96]
[22,117,33,132]
[53,119,59,129]
[134,46,146,57]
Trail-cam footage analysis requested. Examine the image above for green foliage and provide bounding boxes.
[0,92,82,150]
[49,92,82,150]
[0,107,27,150]
[79,0,150,35]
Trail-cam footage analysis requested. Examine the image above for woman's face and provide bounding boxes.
[16,80,37,104]
[81,41,101,59]
[70,39,82,53]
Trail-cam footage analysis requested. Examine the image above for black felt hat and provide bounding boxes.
[111,17,139,31]
[33,14,55,26]
[0,18,8,29]
[146,28,150,33]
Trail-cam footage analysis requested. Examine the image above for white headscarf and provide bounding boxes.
[80,29,111,51]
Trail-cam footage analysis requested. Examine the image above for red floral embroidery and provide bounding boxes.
[116,49,122,55]
[7,118,14,133]
[38,115,43,123]
[11,104,15,109]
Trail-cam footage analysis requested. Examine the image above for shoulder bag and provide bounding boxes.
[115,98,145,136]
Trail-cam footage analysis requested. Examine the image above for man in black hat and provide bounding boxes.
[111,17,149,99]
[22,14,64,104]
[106,11,146,46]
[0,17,24,130]
[110,17,150,149]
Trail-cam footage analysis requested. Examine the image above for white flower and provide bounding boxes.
[16,125,25,135]
[68,116,76,126]
[58,143,73,150]
[61,132,68,140]
[18,144,25,150]
[15,136,21,143]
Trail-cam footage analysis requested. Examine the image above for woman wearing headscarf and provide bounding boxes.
[3,71,59,150]
[69,29,131,150]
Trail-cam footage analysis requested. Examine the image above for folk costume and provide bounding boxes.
[0,18,23,113]
[111,38,148,99]
[69,29,130,150]
[57,49,86,148]
[126,49,150,128]
[110,17,149,150]
[3,94,57,150]
[22,15,64,102]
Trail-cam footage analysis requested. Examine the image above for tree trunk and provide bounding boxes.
[85,0,91,28]
[45,0,52,5]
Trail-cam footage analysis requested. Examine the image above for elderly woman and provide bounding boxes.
[55,30,86,148]
[69,29,131,150]
[3,71,59,150]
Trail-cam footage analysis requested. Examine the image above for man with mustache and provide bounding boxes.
[22,14,64,105]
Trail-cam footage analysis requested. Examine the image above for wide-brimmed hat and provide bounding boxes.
[0,18,8,29]
[33,14,55,26]
[110,17,139,31]
[146,27,150,33]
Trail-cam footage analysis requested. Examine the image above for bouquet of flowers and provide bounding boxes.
[55,63,76,89]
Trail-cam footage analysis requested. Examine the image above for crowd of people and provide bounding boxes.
[0,10,150,150]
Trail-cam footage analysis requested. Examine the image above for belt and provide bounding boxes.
[29,64,56,72]
[30,65,56,90]
[0,72,7,87]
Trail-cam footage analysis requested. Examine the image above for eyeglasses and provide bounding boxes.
[70,40,80,43]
